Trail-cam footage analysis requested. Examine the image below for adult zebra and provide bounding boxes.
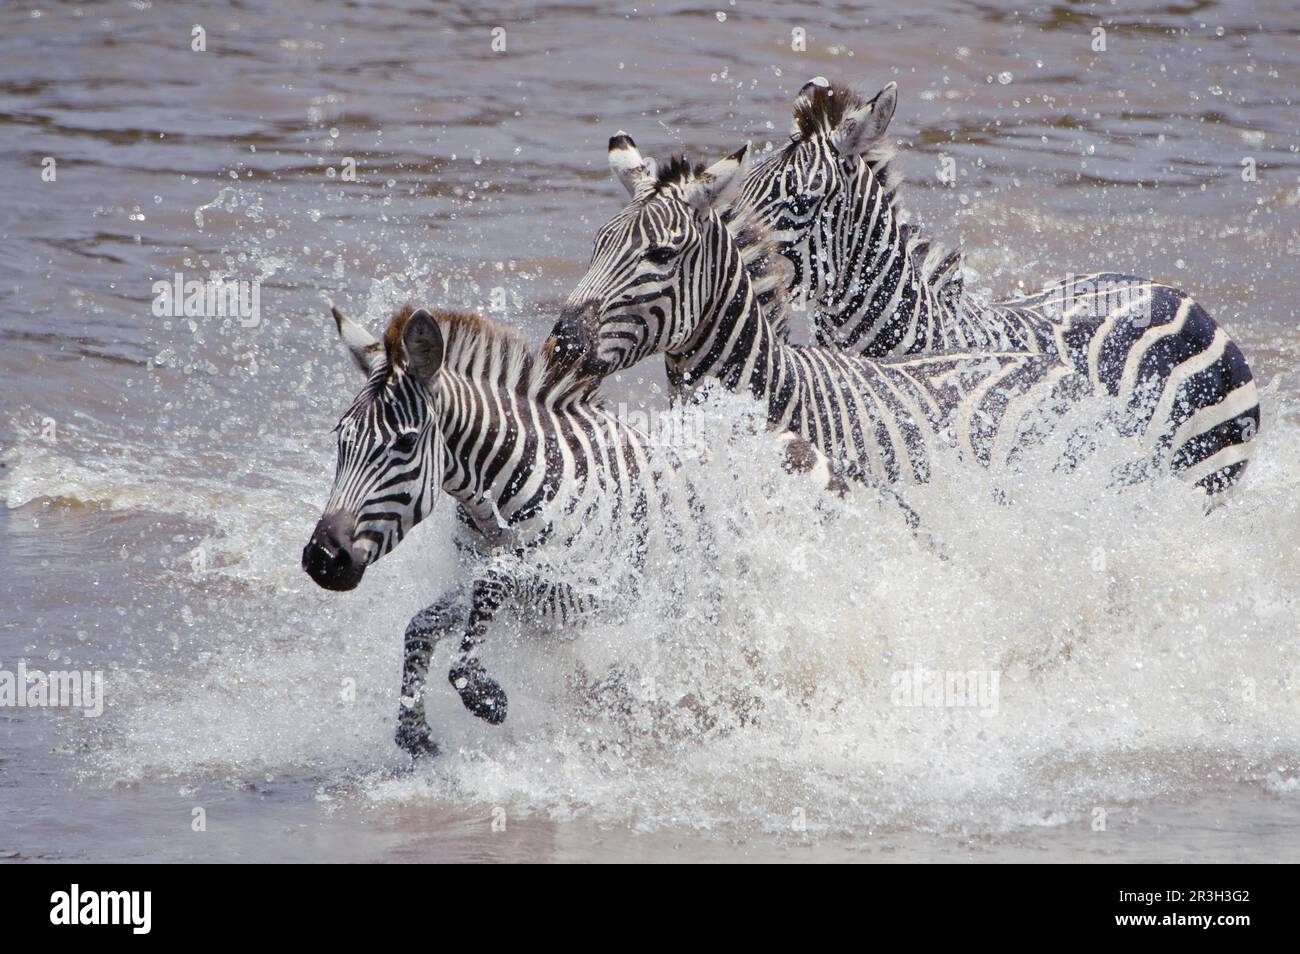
[302,304,840,755]
[731,78,1259,491]
[550,146,1103,492]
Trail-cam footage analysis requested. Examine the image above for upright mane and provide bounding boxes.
[787,79,963,307]
[792,79,866,137]
[381,305,599,405]
[653,154,706,192]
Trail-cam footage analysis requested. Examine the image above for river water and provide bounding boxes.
[2,0,1298,862]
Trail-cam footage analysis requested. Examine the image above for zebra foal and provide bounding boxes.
[302,304,839,755]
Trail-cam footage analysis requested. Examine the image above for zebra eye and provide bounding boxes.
[645,244,677,266]
[789,192,816,217]
[392,430,419,454]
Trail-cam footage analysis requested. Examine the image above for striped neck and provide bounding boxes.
[806,155,951,355]
[663,235,789,413]
[427,311,608,528]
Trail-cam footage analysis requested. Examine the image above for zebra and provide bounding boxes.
[302,304,842,756]
[548,137,1247,494]
[730,77,1259,490]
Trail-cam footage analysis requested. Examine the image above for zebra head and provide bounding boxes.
[550,134,749,377]
[733,78,898,292]
[303,307,448,591]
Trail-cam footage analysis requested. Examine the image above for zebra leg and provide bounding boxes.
[396,582,470,756]
[447,570,604,725]
[448,567,515,725]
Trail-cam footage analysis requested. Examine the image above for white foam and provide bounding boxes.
[5,386,1298,836]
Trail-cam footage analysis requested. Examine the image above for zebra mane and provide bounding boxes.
[381,305,599,405]
[793,81,866,136]
[653,154,706,191]
[789,80,964,308]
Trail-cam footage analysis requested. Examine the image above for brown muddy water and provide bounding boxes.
[1,1,1299,863]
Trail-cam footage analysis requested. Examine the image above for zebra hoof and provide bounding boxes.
[449,662,509,725]
[395,720,440,758]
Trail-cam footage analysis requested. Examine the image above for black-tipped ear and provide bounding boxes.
[402,309,445,382]
[609,130,656,198]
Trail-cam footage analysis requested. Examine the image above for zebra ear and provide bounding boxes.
[683,145,749,217]
[331,306,382,375]
[609,131,655,198]
[402,308,446,382]
[833,81,897,157]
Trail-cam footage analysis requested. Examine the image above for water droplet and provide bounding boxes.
[997,71,1013,85]
[715,10,726,21]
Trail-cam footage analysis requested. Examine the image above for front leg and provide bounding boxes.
[448,567,514,725]
[396,582,469,756]
[446,568,603,725]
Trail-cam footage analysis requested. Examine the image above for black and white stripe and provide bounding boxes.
[731,78,1259,489]
[309,305,682,753]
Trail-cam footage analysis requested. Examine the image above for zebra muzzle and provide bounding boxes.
[302,510,367,591]
[549,305,610,379]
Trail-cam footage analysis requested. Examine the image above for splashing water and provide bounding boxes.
[7,384,1297,840]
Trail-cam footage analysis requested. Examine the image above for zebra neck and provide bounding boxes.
[436,377,539,526]
[435,376,617,534]
[813,177,949,355]
[665,286,784,412]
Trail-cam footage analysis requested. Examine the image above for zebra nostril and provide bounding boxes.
[303,511,366,591]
